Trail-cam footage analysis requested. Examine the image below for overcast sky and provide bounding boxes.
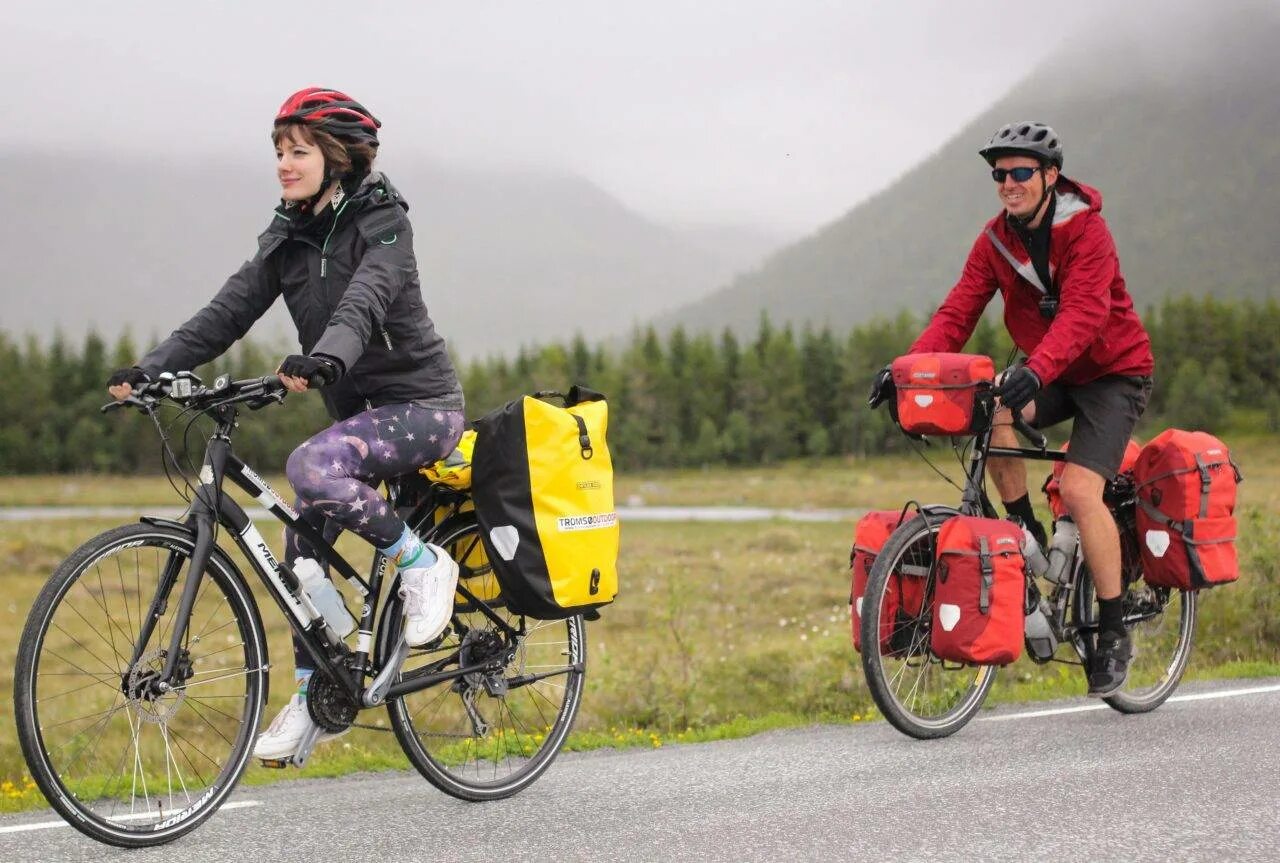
[5,0,1180,234]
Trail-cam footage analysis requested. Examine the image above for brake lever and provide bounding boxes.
[101,395,152,414]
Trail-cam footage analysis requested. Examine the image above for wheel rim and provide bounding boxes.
[1074,571,1196,706]
[866,519,995,729]
[24,533,261,835]
[390,522,584,792]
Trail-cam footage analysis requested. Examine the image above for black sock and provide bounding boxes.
[1098,596,1126,639]
[1004,493,1047,547]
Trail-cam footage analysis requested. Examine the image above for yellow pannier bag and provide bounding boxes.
[420,429,477,490]
[472,387,619,619]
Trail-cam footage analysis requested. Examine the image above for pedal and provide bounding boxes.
[258,758,290,769]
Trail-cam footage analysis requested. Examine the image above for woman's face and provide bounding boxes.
[275,131,326,201]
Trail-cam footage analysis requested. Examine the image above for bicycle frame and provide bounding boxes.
[130,400,521,710]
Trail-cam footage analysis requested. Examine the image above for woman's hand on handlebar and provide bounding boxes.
[106,367,150,401]
[276,354,340,393]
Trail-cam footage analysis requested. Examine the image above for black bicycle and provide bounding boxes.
[13,373,586,847]
[859,395,1196,739]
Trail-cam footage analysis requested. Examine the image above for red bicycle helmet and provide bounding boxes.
[274,87,381,147]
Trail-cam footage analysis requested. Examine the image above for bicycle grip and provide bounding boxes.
[1013,413,1047,449]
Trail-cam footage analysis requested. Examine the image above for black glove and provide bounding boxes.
[996,366,1041,412]
[867,365,895,409]
[277,354,341,387]
[107,367,150,389]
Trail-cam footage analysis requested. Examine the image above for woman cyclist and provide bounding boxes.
[107,87,465,761]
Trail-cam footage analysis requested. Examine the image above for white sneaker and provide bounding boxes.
[398,543,459,647]
[251,692,346,761]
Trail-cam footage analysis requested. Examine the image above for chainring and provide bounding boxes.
[306,672,359,734]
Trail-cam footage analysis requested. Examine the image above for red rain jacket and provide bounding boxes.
[909,178,1153,387]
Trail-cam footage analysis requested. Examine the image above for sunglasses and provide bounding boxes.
[991,166,1041,183]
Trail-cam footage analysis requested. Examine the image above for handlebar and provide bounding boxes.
[101,373,289,415]
[1011,410,1047,450]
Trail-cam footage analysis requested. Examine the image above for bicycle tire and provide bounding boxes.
[861,512,997,739]
[381,515,586,801]
[14,522,267,848]
[1070,561,1197,714]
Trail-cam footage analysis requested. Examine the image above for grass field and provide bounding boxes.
[1,440,1277,812]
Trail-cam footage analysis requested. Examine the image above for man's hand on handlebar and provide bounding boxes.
[867,365,894,409]
[995,365,1040,412]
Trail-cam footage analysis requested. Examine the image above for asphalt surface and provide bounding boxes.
[3,677,1277,862]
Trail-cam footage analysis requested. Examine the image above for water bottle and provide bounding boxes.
[1020,526,1050,578]
[1042,519,1080,585]
[1024,597,1058,661]
[293,557,356,638]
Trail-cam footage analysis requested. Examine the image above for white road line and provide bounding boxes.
[982,682,1280,723]
[0,799,262,834]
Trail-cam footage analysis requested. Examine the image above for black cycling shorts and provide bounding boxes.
[1030,374,1153,479]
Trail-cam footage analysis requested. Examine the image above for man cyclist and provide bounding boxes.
[868,121,1154,696]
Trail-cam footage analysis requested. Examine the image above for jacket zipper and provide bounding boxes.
[319,199,351,279]
[380,327,393,350]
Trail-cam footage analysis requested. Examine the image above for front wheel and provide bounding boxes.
[860,512,997,739]
[13,522,267,847]
[380,516,586,800]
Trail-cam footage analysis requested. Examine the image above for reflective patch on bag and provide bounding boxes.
[855,597,864,618]
[913,394,935,407]
[938,604,961,632]
[1145,529,1171,558]
[489,525,520,561]
[556,512,618,532]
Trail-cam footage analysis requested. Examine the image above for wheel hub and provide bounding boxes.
[124,648,192,724]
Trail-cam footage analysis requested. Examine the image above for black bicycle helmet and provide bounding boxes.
[979,121,1063,169]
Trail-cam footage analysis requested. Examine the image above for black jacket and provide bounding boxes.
[140,172,463,420]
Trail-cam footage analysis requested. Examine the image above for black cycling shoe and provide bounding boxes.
[1087,631,1133,697]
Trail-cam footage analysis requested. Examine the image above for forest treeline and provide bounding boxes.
[0,295,1276,475]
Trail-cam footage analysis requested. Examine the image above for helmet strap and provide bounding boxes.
[1010,168,1055,228]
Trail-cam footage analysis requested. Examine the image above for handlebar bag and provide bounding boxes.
[1043,439,1141,520]
[850,510,926,655]
[1133,429,1241,590]
[891,353,995,436]
[930,516,1025,665]
[472,387,619,619]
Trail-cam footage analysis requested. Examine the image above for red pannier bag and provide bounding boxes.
[850,510,925,655]
[1133,429,1242,590]
[1043,439,1142,520]
[930,516,1025,665]
[891,353,995,436]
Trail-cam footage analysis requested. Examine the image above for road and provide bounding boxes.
[2,678,1277,862]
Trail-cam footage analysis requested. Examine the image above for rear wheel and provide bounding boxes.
[861,512,997,739]
[382,516,585,800]
[14,523,266,847]
[1072,561,1196,714]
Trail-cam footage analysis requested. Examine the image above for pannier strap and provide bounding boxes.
[571,414,594,460]
[1194,454,1212,519]
[978,535,993,615]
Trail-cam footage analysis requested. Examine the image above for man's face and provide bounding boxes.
[993,155,1057,221]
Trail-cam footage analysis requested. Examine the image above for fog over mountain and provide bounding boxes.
[654,2,1280,337]
[0,153,781,357]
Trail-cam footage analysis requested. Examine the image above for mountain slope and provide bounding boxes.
[656,4,1280,337]
[0,156,768,356]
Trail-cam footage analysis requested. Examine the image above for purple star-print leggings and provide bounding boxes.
[283,402,465,669]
